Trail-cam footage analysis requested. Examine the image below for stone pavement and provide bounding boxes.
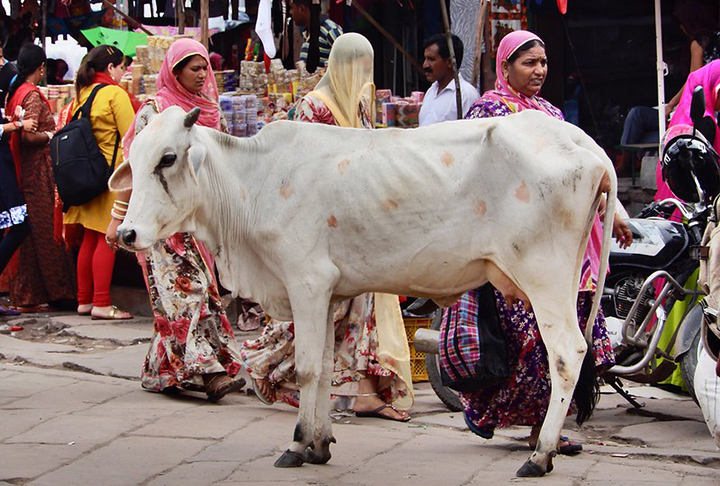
[1,311,719,486]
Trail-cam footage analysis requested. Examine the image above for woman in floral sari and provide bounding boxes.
[240,33,414,421]
[107,39,244,402]
[459,30,631,452]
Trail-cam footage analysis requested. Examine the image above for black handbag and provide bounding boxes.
[51,84,119,211]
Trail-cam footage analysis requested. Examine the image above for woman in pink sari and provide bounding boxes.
[107,39,244,402]
[460,30,631,452]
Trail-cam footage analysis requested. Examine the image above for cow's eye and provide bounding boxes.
[158,154,177,168]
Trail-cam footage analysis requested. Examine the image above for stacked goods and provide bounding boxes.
[39,84,76,117]
[395,102,420,128]
[147,35,175,72]
[375,88,422,129]
[135,45,150,73]
[238,61,268,96]
[219,93,259,137]
[215,70,238,94]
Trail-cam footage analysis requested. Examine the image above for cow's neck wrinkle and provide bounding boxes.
[193,128,264,300]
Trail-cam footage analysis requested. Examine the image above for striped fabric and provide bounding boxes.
[439,289,481,384]
[300,17,344,68]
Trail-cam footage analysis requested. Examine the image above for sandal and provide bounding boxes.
[252,378,276,405]
[206,374,246,403]
[91,305,133,320]
[354,404,411,422]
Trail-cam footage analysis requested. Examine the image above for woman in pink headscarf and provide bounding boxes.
[106,38,245,402]
[457,30,630,453]
[656,59,720,203]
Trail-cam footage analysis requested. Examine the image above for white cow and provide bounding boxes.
[111,106,616,477]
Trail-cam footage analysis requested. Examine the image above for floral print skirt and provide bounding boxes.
[461,290,614,431]
[239,293,410,409]
[141,232,243,392]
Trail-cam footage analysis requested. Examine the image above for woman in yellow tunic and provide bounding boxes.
[63,45,134,320]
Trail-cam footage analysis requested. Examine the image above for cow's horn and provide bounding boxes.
[184,107,201,128]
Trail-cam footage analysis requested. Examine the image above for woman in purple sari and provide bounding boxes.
[460,30,631,453]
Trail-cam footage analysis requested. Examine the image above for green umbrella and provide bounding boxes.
[80,27,148,57]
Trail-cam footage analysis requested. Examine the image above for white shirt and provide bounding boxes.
[419,74,480,126]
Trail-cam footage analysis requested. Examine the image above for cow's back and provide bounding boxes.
[244,111,609,296]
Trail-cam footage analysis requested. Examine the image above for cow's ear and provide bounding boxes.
[109,160,133,192]
[187,143,206,183]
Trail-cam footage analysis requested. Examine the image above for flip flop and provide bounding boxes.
[355,404,411,422]
[206,375,246,403]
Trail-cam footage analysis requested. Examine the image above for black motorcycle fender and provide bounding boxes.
[674,304,704,359]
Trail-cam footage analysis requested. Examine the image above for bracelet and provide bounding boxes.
[14,121,22,130]
[44,131,53,142]
[110,210,126,221]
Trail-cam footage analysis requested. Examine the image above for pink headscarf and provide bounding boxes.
[656,60,720,202]
[483,30,555,116]
[122,38,221,158]
[155,38,221,129]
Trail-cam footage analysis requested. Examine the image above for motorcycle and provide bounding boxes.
[415,85,720,412]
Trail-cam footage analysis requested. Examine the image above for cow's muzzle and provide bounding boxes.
[117,228,137,248]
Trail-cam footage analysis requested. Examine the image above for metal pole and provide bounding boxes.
[655,0,666,144]
[439,0,462,119]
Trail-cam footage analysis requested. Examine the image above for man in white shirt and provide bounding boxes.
[419,33,479,126]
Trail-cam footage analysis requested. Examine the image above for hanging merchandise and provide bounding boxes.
[488,0,527,57]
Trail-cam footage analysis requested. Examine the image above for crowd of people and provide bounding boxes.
[0,3,718,455]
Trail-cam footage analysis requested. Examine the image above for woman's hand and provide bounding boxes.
[613,214,633,249]
[22,118,37,132]
[105,217,122,251]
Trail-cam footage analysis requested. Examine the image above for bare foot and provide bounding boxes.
[77,304,92,315]
[353,395,410,421]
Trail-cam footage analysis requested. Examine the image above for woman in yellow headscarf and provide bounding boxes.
[240,33,413,421]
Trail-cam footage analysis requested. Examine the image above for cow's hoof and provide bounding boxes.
[516,460,546,477]
[274,450,305,468]
[304,436,336,464]
[304,447,331,465]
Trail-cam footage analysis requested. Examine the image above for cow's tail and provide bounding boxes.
[574,161,617,426]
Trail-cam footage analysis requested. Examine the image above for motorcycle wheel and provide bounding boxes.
[679,330,701,405]
[424,311,463,412]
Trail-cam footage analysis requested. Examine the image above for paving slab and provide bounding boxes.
[60,323,152,345]
[0,443,87,482]
[26,436,213,486]
[145,461,238,486]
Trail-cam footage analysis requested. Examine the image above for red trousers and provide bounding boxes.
[77,229,116,307]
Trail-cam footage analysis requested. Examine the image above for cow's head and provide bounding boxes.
[110,106,208,251]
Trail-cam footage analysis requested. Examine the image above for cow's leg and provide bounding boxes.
[275,283,335,468]
[517,294,587,477]
[304,307,337,464]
